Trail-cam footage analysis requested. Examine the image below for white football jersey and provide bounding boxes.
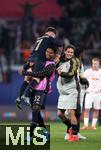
[84,68,101,93]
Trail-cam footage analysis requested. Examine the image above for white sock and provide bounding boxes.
[84,118,89,126]
[92,118,98,127]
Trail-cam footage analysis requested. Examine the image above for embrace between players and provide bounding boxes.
[16,27,89,142]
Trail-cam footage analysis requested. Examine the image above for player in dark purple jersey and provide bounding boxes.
[16,27,62,108]
[29,27,60,63]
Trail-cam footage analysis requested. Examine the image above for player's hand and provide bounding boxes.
[56,68,62,75]
[80,77,89,88]
[32,77,40,83]
[54,54,60,64]
[18,66,25,75]
[29,62,35,68]
[54,57,60,64]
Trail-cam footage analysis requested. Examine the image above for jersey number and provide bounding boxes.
[35,39,43,51]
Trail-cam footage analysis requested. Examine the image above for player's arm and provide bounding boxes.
[78,61,89,88]
[79,77,89,87]
[79,70,89,88]
[57,58,76,78]
[23,61,34,70]
[59,72,74,78]
[22,64,55,78]
[19,61,35,75]
[51,37,63,56]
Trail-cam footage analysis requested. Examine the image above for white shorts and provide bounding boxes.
[85,92,101,109]
[57,92,78,110]
[57,78,78,110]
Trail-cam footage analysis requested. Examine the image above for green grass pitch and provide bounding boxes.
[0,122,101,150]
[50,122,101,150]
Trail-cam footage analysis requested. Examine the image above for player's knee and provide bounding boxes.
[33,104,41,112]
[68,110,75,120]
[64,110,69,119]
[24,76,32,82]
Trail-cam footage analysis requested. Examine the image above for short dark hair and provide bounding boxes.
[45,27,57,34]
[51,45,58,53]
[74,47,84,57]
[65,44,76,51]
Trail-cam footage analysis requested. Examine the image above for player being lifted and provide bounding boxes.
[16,26,62,108]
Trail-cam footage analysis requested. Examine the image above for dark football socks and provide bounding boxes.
[19,81,28,98]
[71,124,78,135]
[38,111,46,128]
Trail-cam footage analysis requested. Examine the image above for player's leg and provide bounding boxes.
[58,109,71,130]
[22,61,45,102]
[64,91,86,140]
[67,109,79,141]
[57,93,72,133]
[98,110,101,125]
[91,93,101,129]
[37,91,47,129]
[30,106,40,138]
[81,93,92,129]
[35,91,50,139]
[38,111,50,140]
[75,112,87,140]
[21,78,40,104]
[68,109,78,133]
[64,106,86,140]
[58,109,71,127]
[24,90,41,142]
[57,109,72,140]
[16,76,30,109]
[75,97,87,139]
[65,92,79,141]
[28,91,40,140]
[28,104,41,142]
[29,91,47,139]
[91,109,99,129]
[57,90,79,141]
[38,111,46,128]
[58,109,82,141]
[81,108,90,129]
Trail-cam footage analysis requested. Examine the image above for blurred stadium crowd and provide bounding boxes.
[0,0,101,82]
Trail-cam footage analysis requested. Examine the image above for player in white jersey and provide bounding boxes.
[57,45,79,141]
[57,45,89,141]
[81,58,101,130]
[57,45,88,141]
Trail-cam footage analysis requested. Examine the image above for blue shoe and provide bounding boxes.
[16,97,22,109]
[21,95,31,106]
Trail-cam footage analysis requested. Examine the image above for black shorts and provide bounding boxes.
[31,90,47,109]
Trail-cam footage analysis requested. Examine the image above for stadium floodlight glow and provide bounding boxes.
[6,126,47,146]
